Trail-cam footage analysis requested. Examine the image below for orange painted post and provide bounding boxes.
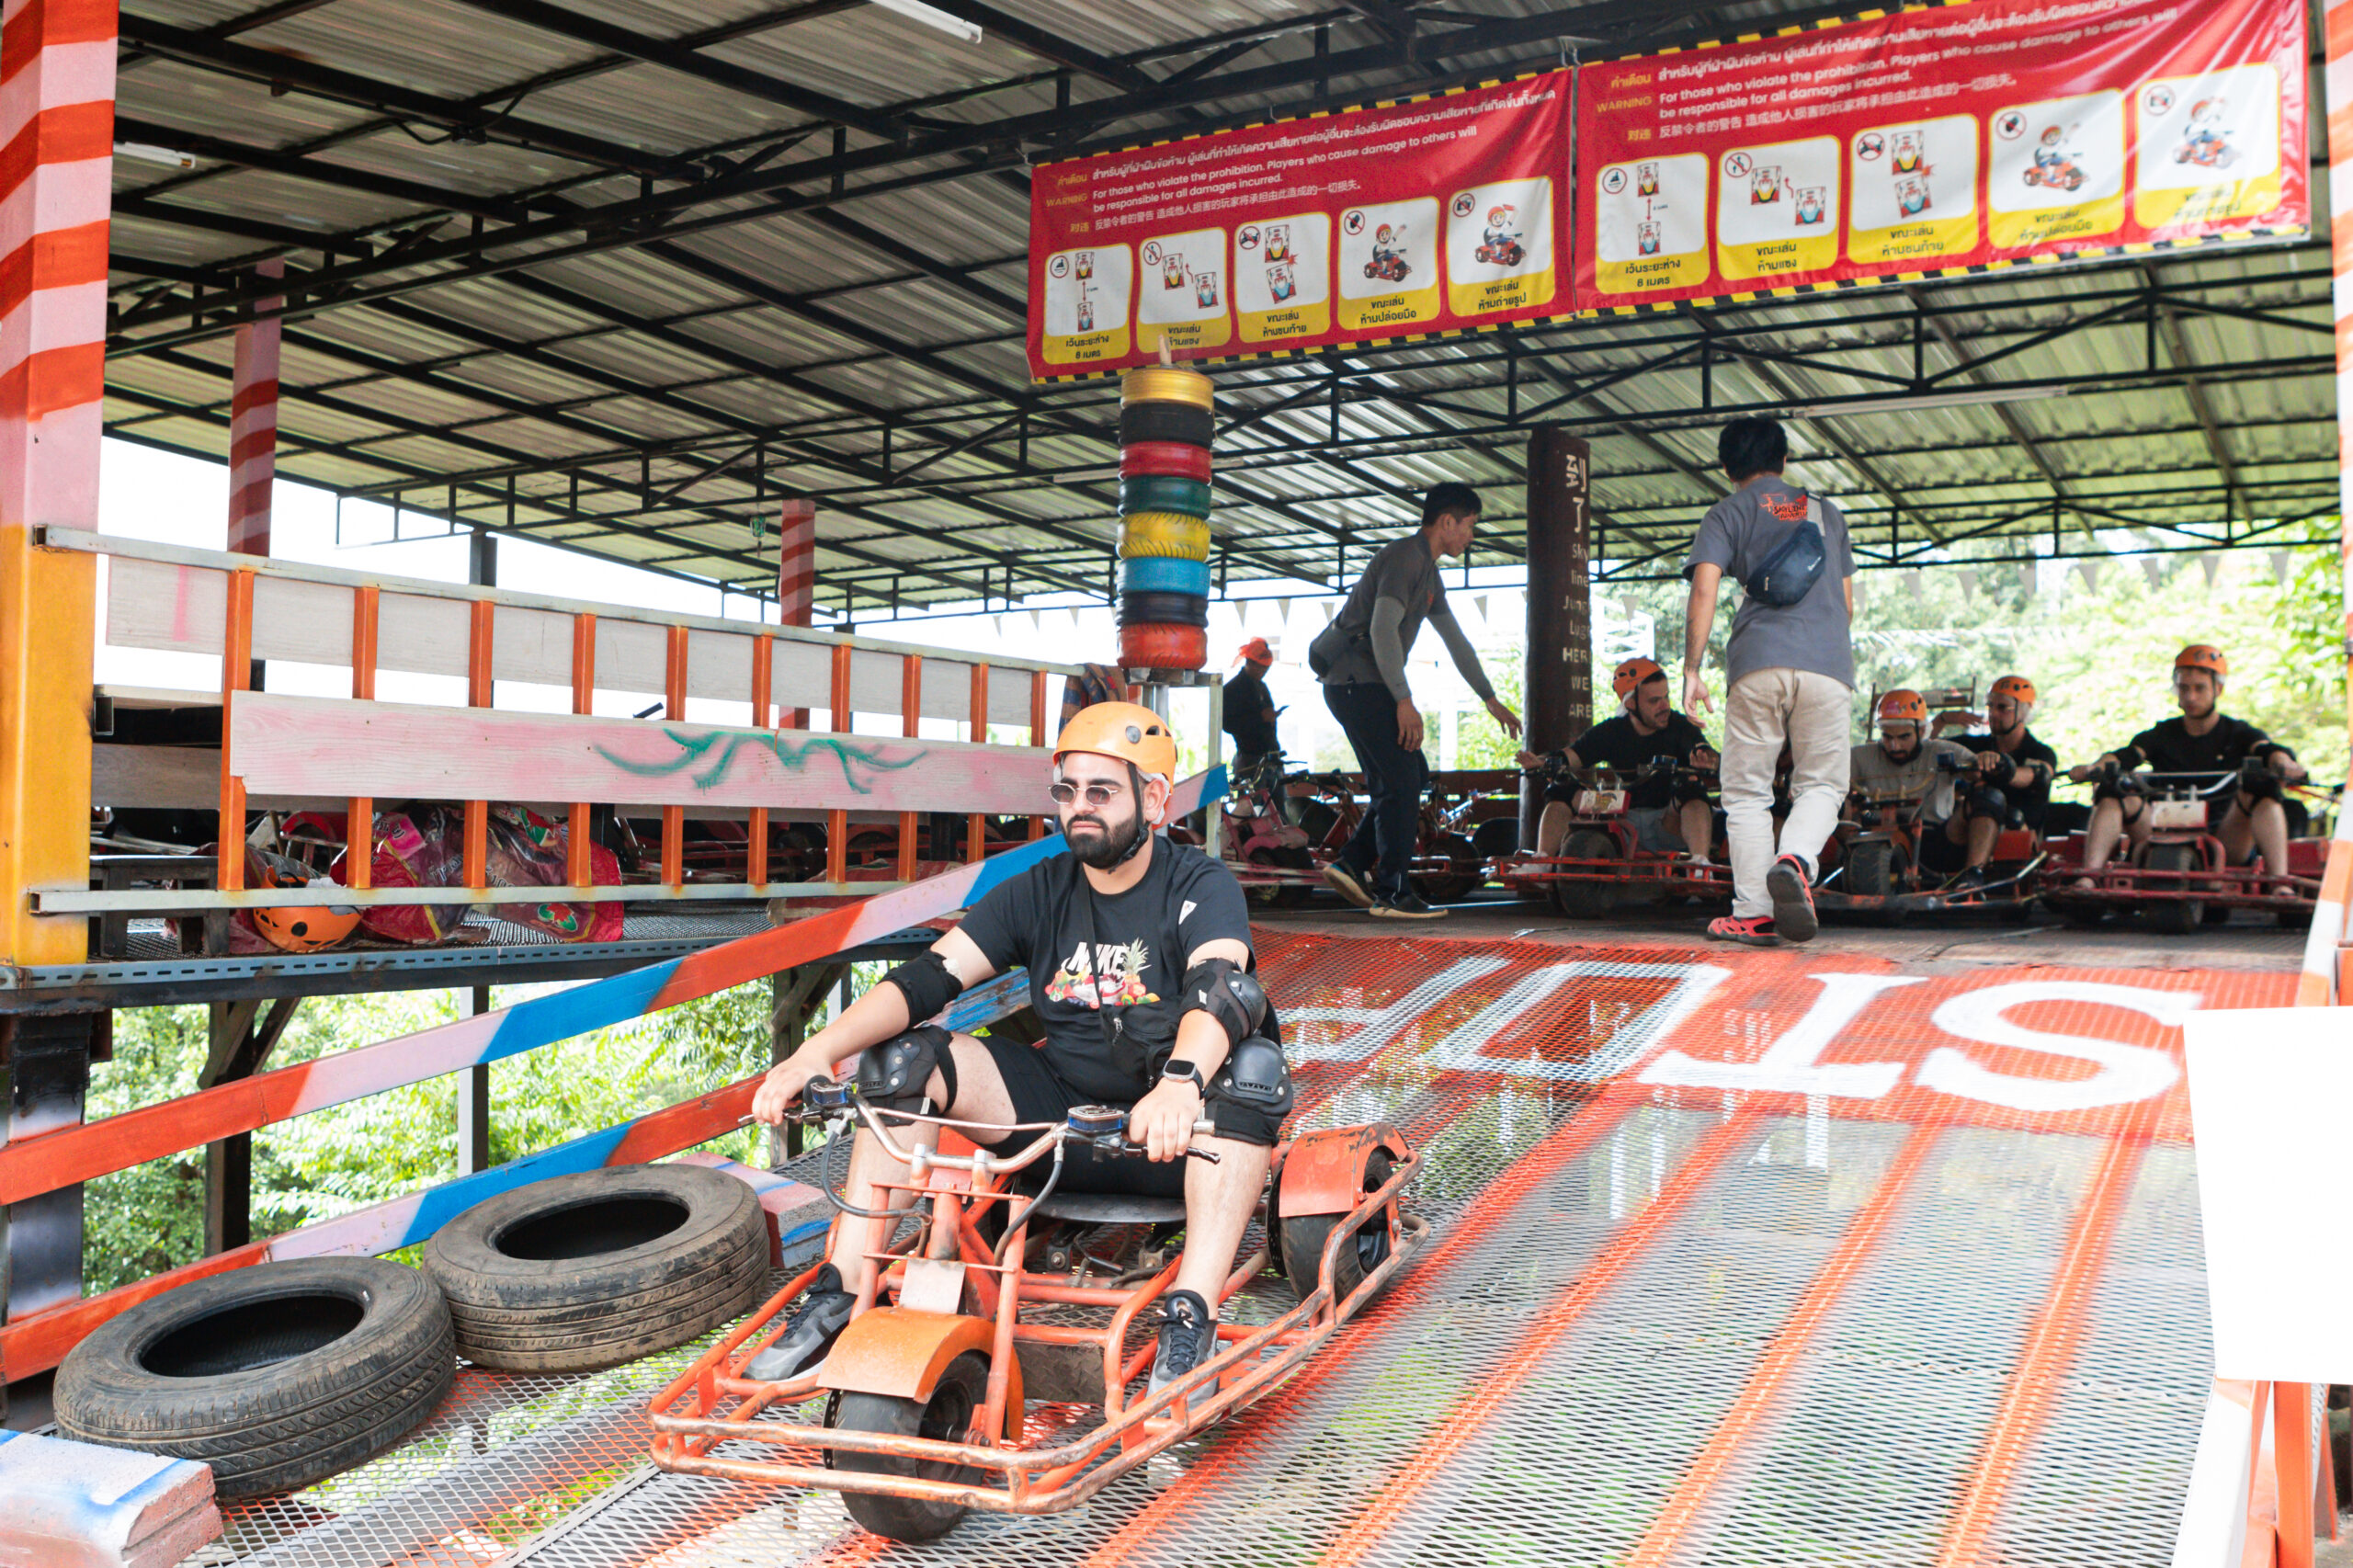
[462,597,493,889]
[827,642,852,884]
[347,585,379,889]
[217,569,256,891]
[0,0,111,966]
[968,663,990,862]
[663,624,688,889]
[1030,669,1050,840]
[898,654,922,881]
[749,632,774,885]
[568,611,595,888]
[2277,1381,2317,1568]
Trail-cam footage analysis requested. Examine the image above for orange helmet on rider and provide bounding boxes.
[2174,644,2228,680]
[1053,700,1178,782]
[1875,689,1928,728]
[1611,657,1665,704]
[1988,675,2037,708]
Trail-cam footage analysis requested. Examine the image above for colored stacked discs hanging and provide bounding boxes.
[1115,366,1213,670]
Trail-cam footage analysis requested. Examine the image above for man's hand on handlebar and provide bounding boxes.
[1127,1077,1206,1163]
[752,1053,830,1126]
[2067,755,2122,785]
[2274,753,2310,784]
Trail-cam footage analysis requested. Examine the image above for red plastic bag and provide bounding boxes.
[484,806,623,943]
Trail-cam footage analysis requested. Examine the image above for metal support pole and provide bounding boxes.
[4,1014,99,1324]
[769,964,845,1165]
[201,995,298,1255]
[0,0,112,970]
[1522,428,1593,852]
[776,497,815,729]
[458,986,492,1175]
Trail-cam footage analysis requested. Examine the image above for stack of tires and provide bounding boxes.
[1116,365,1214,670]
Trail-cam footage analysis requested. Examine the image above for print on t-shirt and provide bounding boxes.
[1043,938,1161,1008]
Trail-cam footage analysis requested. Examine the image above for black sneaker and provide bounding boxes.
[1766,855,1818,942]
[744,1263,857,1381]
[1369,890,1446,920]
[1944,867,1988,892]
[1148,1289,1219,1394]
[1322,860,1375,908]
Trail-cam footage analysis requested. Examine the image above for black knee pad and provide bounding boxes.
[2239,767,2283,803]
[854,1025,956,1112]
[1669,775,1711,807]
[1967,785,2007,820]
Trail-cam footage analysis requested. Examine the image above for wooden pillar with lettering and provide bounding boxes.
[1521,428,1591,852]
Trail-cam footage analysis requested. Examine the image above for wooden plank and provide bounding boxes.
[229,692,1057,815]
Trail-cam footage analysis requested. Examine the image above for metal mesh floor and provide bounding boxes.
[174,927,2290,1567]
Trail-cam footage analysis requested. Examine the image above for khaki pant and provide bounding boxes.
[1722,668,1851,918]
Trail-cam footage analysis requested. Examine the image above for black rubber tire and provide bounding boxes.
[55,1256,453,1500]
[1280,1150,1397,1308]
[1472,816,1521,859]
[2143,843,2202,935]
[1245,846,1313,909]
[1119,401,1214,449]
[1412,832,1483,904]
[828,1350,988,1541]
[2055,896,2108,927]
[1550,829,1620,919]
[1116,590,1209,628]
[423,1164,767,1373]
[1846,838,1905,898]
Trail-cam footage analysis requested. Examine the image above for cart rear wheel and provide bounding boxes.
[1550,830,1619,919]
[2143,843,2201,935]
[1846,838,1905,898]
[1280,1151,1396,1310]
[827,1351,988,1541]
[1413,833,1483,904]
[1245,846,1313,909]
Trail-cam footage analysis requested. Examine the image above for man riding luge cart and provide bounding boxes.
[645,703,1423,1540]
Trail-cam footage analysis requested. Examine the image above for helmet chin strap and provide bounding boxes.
[1113,762,1154,865]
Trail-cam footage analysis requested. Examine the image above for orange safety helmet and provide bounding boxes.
[250,895,362,953]
[1875,688,1929,727]
[2174,643,2228,679]
[1987,675,2037,710]
[1236,637,1274,665]
[1053,700,1178,781]
[1611,656,1665,701]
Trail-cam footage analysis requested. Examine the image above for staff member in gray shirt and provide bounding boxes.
[1682,416,1856,947]
[1311,483,1521,919]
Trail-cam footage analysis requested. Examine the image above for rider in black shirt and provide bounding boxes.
[750,705,1290,1393]
[2064,644,2305,879]
[1222,638,1285,789]
[1516,657,1717,858]
[1927,673,2059,889]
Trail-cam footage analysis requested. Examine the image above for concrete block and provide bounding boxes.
[0,1429,222,1568]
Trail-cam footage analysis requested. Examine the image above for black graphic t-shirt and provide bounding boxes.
[2116,715,2289,776]
[959,837,1253,1102]
[1558,711,1711,809]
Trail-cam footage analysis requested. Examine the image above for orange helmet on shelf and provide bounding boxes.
[2174,643,2228,679]
[1611,656,1665,702]
[1053,700,1178,781]
[1988,675,2037,708]
[1875,688,1928,727]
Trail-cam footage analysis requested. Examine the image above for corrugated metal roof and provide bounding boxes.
[98,0,2336,614]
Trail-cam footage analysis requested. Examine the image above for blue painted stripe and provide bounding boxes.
[481,958,681,1064]
[395,1120,637,1247]
[1118,556,1211,596]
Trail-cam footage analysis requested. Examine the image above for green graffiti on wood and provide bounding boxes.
[593,728,926,794]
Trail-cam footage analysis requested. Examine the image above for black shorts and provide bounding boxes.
[1916,822,1967,874]
[970,1033,1285,1198]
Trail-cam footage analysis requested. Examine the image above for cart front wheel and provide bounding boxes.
[1280,1150,1397,1310]
[827,1351,988,1541]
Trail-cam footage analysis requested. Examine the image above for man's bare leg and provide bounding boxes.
[824,1032,1017,1296]
[2082,797,2126,871]
[1537,801,1573,857]
[1677,798,1713,858]
[2222,796,2290,875]
[1171,1136,1274,1304]
[1964,813,1997,869]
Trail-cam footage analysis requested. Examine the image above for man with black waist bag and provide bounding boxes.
[1308,483,1522,920]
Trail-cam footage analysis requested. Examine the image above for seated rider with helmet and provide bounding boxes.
[750,703,1290,1394]
[2064,643,2306,881]
[1847,689,1976,879]
[1515,657,1718,861]
[1925,674,2058,890]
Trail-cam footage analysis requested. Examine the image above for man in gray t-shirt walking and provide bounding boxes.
[1681,417,1856,946]
[1311,482,1521,919]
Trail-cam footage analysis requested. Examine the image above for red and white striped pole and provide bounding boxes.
[224,258,282,559]
[2333,0,2353,778]
[0,0,114,966]
[775,496,814,728]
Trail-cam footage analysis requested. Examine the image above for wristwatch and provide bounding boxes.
[1160,1058,1207,1093]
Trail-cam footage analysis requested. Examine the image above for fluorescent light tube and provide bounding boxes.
[870,0,983,42]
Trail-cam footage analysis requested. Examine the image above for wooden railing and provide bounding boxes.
[41,527,1079,923]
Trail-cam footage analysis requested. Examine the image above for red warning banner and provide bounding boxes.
[1574,0,2306,312]
[1026,74,1571,381]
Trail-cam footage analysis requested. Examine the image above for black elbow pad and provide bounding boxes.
[1182,958,1267,1047]
[884,949,965,1023]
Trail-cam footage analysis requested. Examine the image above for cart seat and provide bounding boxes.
[1026,1192,1188,1225]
